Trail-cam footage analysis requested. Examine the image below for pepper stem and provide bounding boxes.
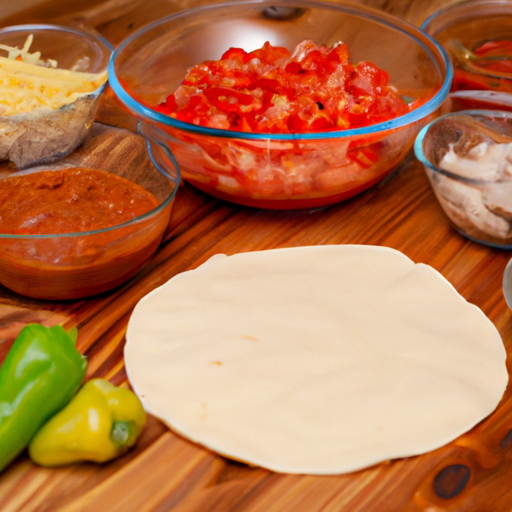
[110,421,132,447]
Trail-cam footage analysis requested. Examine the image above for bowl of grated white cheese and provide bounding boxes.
[414,109,512,248]
[0,24,112,169]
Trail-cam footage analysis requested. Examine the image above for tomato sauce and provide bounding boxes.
[0,168,159,234]
[0,168,171,300]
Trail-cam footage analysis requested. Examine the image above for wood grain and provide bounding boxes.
[1,1,512,511]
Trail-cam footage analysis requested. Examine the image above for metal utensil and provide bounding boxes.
[446,38,512,76]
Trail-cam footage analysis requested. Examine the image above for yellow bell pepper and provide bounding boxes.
[28,378,146,466]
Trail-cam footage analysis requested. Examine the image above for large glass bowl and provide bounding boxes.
[0,24,112,169]
[110,0,452,209]
[0,123,180,300]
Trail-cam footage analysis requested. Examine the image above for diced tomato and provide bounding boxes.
[327,43,350,65]
[157,40,416,202]
[203,87,260,112]
[221,47,251,63]
[157,94,177,113]
[284,61,303,75]
[158,40,412,134]
[249,41,290,65]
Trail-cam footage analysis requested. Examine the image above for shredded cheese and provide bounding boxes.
[0,35,107,116]
[0,34,57,67]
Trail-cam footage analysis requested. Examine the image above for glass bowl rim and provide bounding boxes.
[0,23,114,54]
[421,0,512,34]
[109,0,453,142]
[421,0,512,82]
[0,23,114,96]
[0,142,181,240]
[414,108,512,184]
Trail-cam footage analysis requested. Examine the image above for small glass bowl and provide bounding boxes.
[110,0,452,209]
[414,109,512,248]
[0,24,112,169]
[0,123,180,300]
[422,0,512,95]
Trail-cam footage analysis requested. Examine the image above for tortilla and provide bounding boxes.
[124,245,508,474]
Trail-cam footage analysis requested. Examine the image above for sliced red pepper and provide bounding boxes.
[474,40,512,57]
[452,68,512,92]
[461,39,512,75]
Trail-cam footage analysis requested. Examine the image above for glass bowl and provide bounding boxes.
[422,0,512,95]
[0,24,112,169]
[109,0,452,209]
[414,109,512,248]
[0,123,180,300]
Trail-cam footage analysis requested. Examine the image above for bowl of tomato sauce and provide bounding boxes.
[110,0,452,209]
[0,123,180,300]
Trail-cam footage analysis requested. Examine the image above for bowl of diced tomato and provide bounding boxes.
[110,0,452,209]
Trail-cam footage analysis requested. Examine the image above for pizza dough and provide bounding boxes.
[124,245,508,474]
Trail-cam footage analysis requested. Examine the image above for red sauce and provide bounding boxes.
[0,167,171,300]
[0,168,159,234]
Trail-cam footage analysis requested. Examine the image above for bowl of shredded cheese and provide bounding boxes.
[0,24,112,169]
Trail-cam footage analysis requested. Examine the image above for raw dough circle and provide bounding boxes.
[125,245,508,474]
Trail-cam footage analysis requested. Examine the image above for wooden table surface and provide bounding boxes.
[2,0,512,511]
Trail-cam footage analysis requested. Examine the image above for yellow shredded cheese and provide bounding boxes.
[0,35,107,116]
[0,34,57,67]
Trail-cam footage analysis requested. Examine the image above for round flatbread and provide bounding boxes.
[125,245,508,474]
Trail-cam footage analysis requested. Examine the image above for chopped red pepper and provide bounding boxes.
[157,40,412,134]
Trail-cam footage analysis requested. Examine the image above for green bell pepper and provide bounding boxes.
[29,378,146,466]
[0,323,87,471]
